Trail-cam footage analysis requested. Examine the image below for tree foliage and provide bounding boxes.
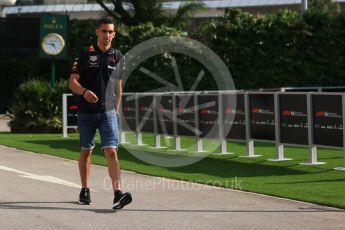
[194,9,345,89]
[308,0,341,15]
[94,0,205,28]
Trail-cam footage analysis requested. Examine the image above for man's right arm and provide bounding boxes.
[69,51,98,103]
[69,55,99,104]
[69,56,85,95]
[69,73,85,96]
[69,73,98,103]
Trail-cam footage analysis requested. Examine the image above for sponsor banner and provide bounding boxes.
[279,94,308,145]
[198,94,219,139]
[224,93,246,140]
[250,94,275,140]
[138,95,154,133]
[176,95,196,136]
[121,94,136,131]
[156,94,174,135]
[67,95,78,127]
[312,95,343,147]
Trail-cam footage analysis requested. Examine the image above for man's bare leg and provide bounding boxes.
[104,148,121,191]
[78,149,92,204]
[104,148,132,209]
[79,149,92,188]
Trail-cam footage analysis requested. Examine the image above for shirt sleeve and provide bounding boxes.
[71,57,79,75]
[71,48,85,76]
[115,51,124,80]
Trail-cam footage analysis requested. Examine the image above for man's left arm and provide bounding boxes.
[115,79,122,114]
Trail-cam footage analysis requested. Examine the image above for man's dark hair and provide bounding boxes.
[97,18,114,27]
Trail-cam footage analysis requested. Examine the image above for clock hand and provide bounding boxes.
[48,43,57,51]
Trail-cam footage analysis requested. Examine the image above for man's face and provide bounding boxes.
[96,23,116,47]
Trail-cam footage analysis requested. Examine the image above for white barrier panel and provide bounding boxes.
[62,93,78,138]
[117,90,345,170]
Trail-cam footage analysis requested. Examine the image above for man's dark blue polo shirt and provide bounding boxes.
[71,44,123,113]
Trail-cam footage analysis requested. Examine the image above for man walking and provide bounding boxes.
[69,18,132,209]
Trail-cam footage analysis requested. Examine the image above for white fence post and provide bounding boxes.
[240,92,261,158]
[214,92,234,155]
[300,93,325,165]
[334,93,345,170]
[62,94,68,138]
[268,93,292,161]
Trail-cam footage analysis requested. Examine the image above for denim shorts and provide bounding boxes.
[77,110,119,150]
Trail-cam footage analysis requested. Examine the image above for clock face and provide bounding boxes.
[41,33,65,55]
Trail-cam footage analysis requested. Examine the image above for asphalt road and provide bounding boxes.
[0,145,345,230]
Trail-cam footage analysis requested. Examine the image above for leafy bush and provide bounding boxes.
[193,9,345,89]
[8,79,69,133]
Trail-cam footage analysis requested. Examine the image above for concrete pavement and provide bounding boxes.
[0,145,344,230]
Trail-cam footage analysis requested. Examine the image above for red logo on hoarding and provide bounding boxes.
[201,109,209,114]
[282,111,292,116]
[226,108,233,114]
[252,108,261,113]
[316,111,326,117]
[68,105,78,110]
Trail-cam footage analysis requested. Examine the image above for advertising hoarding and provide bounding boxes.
[279,94,308,145]
[176,94,196,136]
[156,94,174,135]
[138,95,154,132]
[250,94,275,141]
[198,94,219,139]
[66,95,78,127]
[224,93,246,140]
[121,94,136,131]
[312,94,343,147]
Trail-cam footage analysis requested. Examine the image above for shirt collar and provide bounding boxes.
[93,44,115,54]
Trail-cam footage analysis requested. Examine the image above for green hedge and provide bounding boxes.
[8,79,69,133]
[193,9,345,89]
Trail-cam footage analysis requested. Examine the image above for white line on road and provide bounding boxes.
[0,165,97,191]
